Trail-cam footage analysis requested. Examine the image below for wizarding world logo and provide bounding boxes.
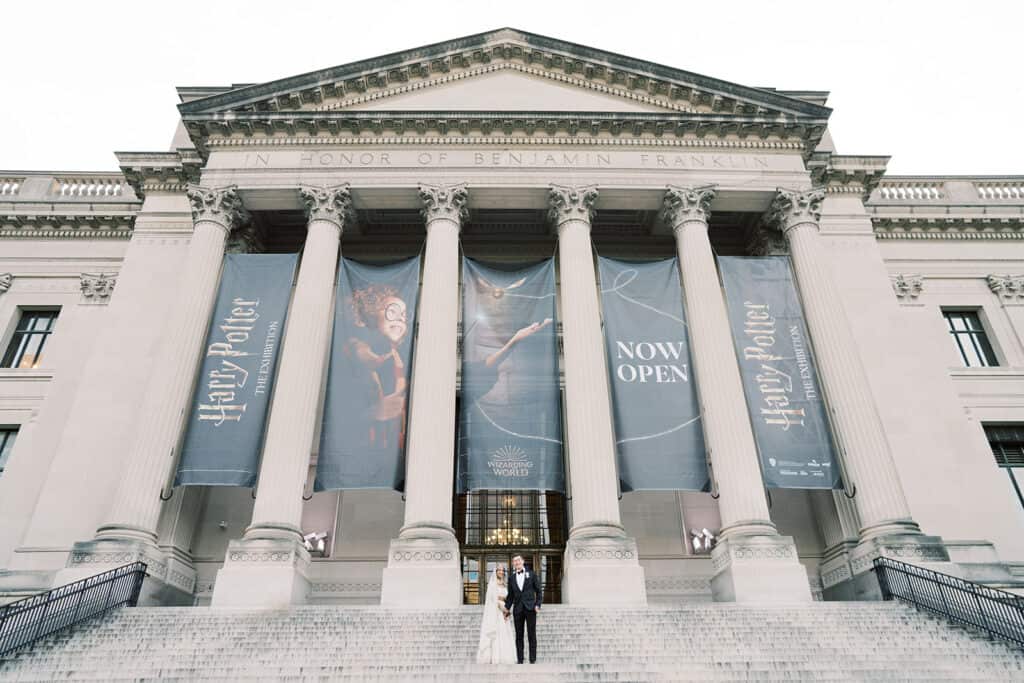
[488,444,534,478]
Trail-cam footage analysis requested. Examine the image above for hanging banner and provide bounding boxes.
[315,256,421,491]
[175,253,297,487]
[457,258,565,493]
[718,256,841,489]
[598,257,708,492]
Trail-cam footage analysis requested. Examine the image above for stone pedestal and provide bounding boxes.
[847,534,953,600]
[379,185,467,607]
[562,536,647,605]
[53,538,194,606]
[380,535,463,608]
[709,536,812,603]
[209,539,311,609]
[550,184,646,606]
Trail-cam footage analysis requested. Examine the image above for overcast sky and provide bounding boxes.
[2,1,1020,175]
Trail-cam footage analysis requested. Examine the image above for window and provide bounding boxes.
[2,310,59,369]
[943,310,998,367]
[984,425,1024,519]
[0,429,17,476]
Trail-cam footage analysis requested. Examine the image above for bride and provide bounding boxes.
[476,565,517,664]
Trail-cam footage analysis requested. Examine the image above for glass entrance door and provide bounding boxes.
[456,490,567,605]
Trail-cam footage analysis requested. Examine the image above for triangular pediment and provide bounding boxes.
[179,28,831,121]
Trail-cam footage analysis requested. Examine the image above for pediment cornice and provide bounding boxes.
[178,28,831,122]
[182,110,828,161]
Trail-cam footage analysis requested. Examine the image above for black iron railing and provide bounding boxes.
[0,562,146,658]
[874,556,1024,648]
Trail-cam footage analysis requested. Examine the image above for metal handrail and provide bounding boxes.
[0,562,146,658]
[874,556,1024,648]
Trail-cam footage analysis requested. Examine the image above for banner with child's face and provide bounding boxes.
[315,256,421,491]
[175,253,297,488]
[457,258,565,493]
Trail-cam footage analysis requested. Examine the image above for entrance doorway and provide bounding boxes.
[456,491,567,605]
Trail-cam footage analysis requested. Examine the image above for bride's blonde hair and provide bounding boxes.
[494,565,507,587]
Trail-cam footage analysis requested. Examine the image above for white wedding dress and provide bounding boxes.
[476,574,517,664]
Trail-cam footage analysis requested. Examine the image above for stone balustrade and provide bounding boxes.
[0,178,22,196]
[0,171,139,203]
[870,176,1024,206]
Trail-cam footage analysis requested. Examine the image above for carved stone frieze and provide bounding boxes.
[891,274,924,300]
[987,275,1024,300]
[0,273,11,295]
[80,273,116,303]
[299,184,354,230]
[186,184,249,232]
[419,183,469,224]
[661,185,715,229]
[548,184,598,228]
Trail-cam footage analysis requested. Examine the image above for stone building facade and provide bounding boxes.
[1,28,1022,608]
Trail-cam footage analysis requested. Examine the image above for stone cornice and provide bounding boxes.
[203,134,806,152]
[808,153,890,199]
[872,217,1024,240]
[178,28,831,120]
[0,213,134,240]
[182,111,827,160]
[116,150,202,200]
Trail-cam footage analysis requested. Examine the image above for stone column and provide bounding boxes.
[380,184,466,607]
[549,184,646,605]
[212,185,352,608]
[663,186,810,603]
[768,188,949,597]
[55,186,246,604]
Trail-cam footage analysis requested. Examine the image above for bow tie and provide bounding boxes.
[517,571,524,575]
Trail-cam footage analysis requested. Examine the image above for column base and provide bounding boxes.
[210,538,311,608]
[562,535,647,606]
[847,533,954,600]
[710,536,812,603]
[54,538,194,606]
[380,535,462,607]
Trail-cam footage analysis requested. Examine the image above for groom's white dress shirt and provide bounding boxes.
[516,570,525,591]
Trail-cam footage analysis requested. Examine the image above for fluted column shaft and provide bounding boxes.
[663,186,776,539]
[550,185,623,537]
[400,184,466,538]
[97,185,247,542]
[772,188,917,540]
[246,185,351,541]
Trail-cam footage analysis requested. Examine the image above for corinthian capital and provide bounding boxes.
[767,187,825,234]
[300,184,354,230]
[661,185,716,230]
[186,185,249,232]
[548,184,598,229]
[419,183,468,224]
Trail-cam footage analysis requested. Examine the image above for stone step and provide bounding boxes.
[2,602,1022,681]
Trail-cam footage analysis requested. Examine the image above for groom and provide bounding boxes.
[504,554,542,664]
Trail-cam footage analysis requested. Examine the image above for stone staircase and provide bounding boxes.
[1,603,1022,681]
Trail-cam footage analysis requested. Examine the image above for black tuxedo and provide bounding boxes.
[504,568,542,663]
